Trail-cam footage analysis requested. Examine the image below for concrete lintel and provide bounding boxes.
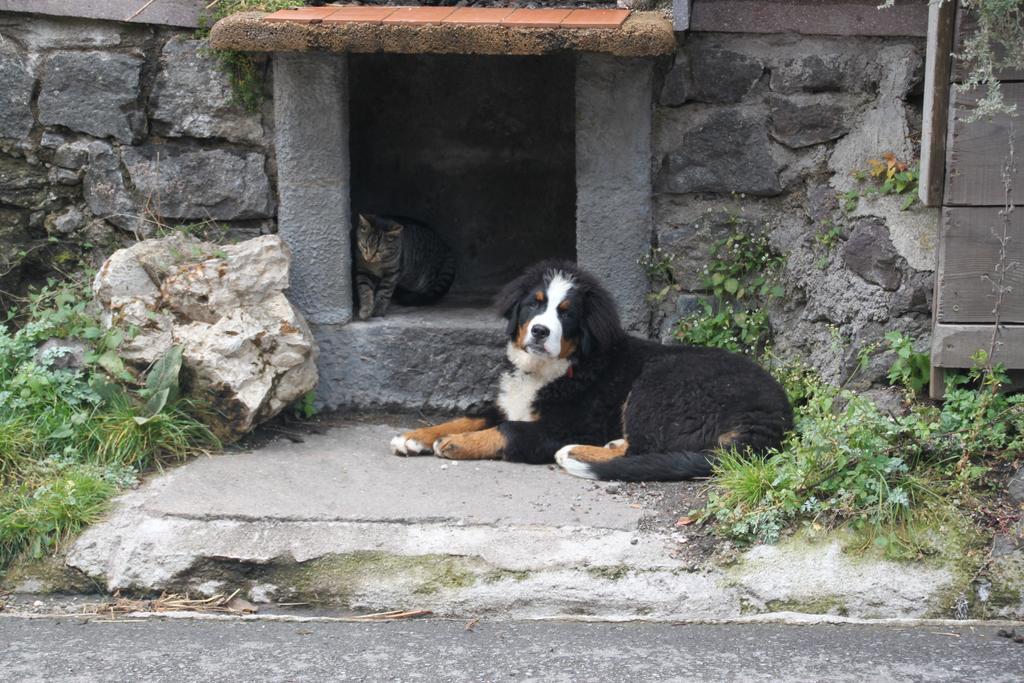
[575,54,654,333]
[273,52,352,326]
[210,11,675,58]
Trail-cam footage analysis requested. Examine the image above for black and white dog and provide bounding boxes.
[390,262,793,481]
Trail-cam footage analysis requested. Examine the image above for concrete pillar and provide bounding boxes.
[273,53,352,325]
[575,54,655,333]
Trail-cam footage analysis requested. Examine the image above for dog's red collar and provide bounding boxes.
[567,365,574,379]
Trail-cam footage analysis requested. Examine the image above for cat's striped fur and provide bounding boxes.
[354,214,456,319]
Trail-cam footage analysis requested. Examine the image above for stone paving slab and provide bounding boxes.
[60,421,960,620]
[147,423,642,529]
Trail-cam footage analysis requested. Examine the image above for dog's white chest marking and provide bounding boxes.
[498,344,569,422]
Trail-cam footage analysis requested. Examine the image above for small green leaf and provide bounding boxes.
[105,331,124,350]
[97,349,125,376]
[49,424,74,439]
[142,346,182,405]
[142,387,170,419]
[724,278,740,295]
[89,376,126,404]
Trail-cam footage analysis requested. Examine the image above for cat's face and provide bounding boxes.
[357,214,402,262]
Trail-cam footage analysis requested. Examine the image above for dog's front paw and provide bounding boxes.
[555,445,599,480]
[390,434,433,456]
[432,430,503,461]
[433,436,458,459]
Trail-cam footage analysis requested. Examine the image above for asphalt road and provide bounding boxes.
[2,617,1023,682]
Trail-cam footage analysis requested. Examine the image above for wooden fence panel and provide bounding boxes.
[951,7,1024,83]
[944,82,1024,206]
[932,323,1024,368]
[937,207,1024,324]
[919,0,957,206]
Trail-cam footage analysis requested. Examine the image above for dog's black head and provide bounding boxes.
[495,261,624,360]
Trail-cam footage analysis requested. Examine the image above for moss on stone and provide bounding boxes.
[977,549,1024,617]
[916,517,994,618]
[586,565,631,581]
[482,568,531,584]
[267,551,483,605]
[765,597,849,616]
[0,554,97,594]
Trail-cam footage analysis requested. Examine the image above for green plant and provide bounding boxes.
[815,221,843,251]
[704,343,1024,558]
[673,230,783,354]
[0,466,116,565]
[292,390,319,420]
[878,0,1023,118]
[639,247,677,303]
[846,153,920,211]
[885,331,931,395]
[197,1,306,112]
[0,279,219,570]
[675,301,770,353]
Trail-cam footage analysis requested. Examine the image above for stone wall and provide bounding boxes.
[652,31,936,385]
[0,9,938,390]
[0,11,274,303]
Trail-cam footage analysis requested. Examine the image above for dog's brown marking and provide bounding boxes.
[559,337,577,359]
[565,440,629,463]
[717,430,743,448]
[557,299,570,312]
[535,291,545,303]
[403,417,489,447]
[435,428,506,460]
[516,322,528,348]
[620,391,631,439]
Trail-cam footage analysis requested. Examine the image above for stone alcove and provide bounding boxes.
[211,11,674,409]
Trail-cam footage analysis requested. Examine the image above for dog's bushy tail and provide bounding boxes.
[560,452,714,482]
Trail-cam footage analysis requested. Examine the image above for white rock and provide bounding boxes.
[93,234,318,440]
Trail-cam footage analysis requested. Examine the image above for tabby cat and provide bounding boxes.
[353,214,456,319]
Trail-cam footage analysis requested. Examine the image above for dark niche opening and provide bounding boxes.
[349,52,577,306]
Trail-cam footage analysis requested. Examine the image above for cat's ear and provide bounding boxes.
[358,215,372,230]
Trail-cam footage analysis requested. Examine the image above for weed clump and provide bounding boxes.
[705,351,1024,559]
[197,1,308,112]
[0,278,218,569]
[671,230,784,354]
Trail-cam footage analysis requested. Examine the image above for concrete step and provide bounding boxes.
[312,305,506,411]
[57,421,963,621]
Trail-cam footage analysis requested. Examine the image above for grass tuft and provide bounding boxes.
[703,353,1023,559]
[0,278,220,571]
